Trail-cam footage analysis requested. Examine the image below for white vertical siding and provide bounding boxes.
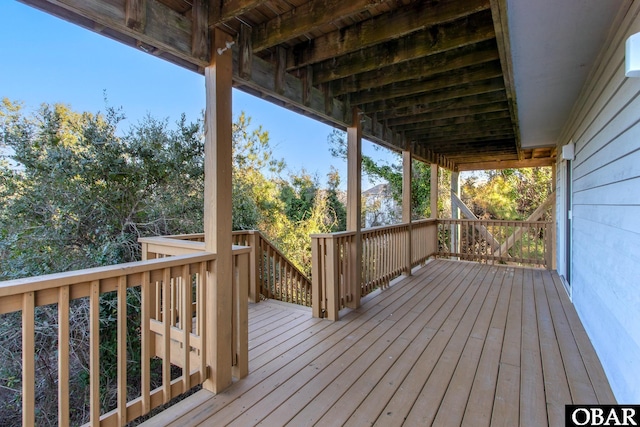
[556,1,640,402]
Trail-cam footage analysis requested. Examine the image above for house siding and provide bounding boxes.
[556,0,640,402]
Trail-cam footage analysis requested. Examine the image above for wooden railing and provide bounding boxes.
[437,219,552,268]
[311,219,439,320]
[0,250,249,426]
[140,230,312,306]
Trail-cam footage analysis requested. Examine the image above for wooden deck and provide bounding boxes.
[142,259,615,427]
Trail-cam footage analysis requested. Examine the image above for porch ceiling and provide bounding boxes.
[17,0,622,171]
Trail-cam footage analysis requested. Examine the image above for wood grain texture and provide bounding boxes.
[139,260,615,426]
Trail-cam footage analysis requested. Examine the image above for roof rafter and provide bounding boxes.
[288,0,490,69]
[312,10,495,84]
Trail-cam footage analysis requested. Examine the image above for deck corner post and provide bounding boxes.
[311,235,324,318]
[347,107,362,309]
[203,27,234,394]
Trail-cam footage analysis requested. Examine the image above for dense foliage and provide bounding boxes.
[0,98,344,425]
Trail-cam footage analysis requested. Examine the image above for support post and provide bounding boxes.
[203,28,233,394]
[430,164,438,219]
[450,171,460,256]
[402,148,412,275]
[346,108,362,309]
[551,163,557,270]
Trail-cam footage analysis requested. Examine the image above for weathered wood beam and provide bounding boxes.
[397,113,511,136]
[289,0,490,70]
[387,102,509,127]
[361,77,505,114]
[490,0,522,160]
[413,144,456,171]
[313,11,496,84]
[457,157,555,171]
[346,108,362,309]
[378,91,507,120]
[349,61,503,106]
[238,23,252,79]
[191,0,208,60]
[405,128,515,148]
[252,0,386,54]
[213,0,271,25]
[22,0,206,67]
[231,44,404,153]
[125,0,146,31]
[331,40,499,96]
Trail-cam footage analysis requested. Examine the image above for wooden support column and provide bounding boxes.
[430,164,438,218]
[402,148,412,276]
[203,27,233,394]
[551,163,557,270]
[347,108,362,309]
[451,171,460,256]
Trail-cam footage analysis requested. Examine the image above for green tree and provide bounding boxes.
[328,129,446,221]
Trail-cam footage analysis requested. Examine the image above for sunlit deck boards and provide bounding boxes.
[142,259,615,427]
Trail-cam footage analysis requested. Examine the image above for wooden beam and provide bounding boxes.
[405,118,514,138]
[252,0,386,53]
[214,0,271,25]
[346,108,362,309]
[125,0,146,31]
[361,77,505,115]
[456,157,555,171]
[203,27,234,394]
[349,61,503,106]
[288,0,490,69]
[312,11,496,84]
[22,0,204,68]
[275,46,287,95]
[238,23,252,79]
[394,110,511,132]
[191,0,208,60]
[330,40,499,97]
[490,0,522,160]
[378,91,507,120]
[386,101,509,127]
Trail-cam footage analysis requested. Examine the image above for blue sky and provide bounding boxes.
[0,1,396,188]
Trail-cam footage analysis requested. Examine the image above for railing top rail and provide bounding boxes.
[311,218,438,239]
[0,252,217,297]
[438,218,552,226]
[250,231,311,283]
[139,236,206,250]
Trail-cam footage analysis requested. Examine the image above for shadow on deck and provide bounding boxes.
[141,259,615,427]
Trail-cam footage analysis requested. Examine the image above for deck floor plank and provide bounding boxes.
[140,260,615,427]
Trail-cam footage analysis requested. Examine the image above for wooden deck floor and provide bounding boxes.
[142,259,615,427]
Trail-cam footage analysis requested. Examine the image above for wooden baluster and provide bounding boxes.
[233,253,249,379]
[162,268,171,403]
[58,286,70,426]
[90,280,100,426]
[141,272,151,414]
[198,262,207,381]
[117,276,128,425]
[182,265,191,392]
[22,292,35,427]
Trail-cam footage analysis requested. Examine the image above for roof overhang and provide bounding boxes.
[15,0,627,171]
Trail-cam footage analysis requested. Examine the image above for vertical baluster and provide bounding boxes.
[22,292,35,427]
[58,286,70,426]
[141,272,151,414]
[182,265,191,392]
[162,269,171,403]
[117,276,127,426]
[90,280,100,426]
[198,262,207,381]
